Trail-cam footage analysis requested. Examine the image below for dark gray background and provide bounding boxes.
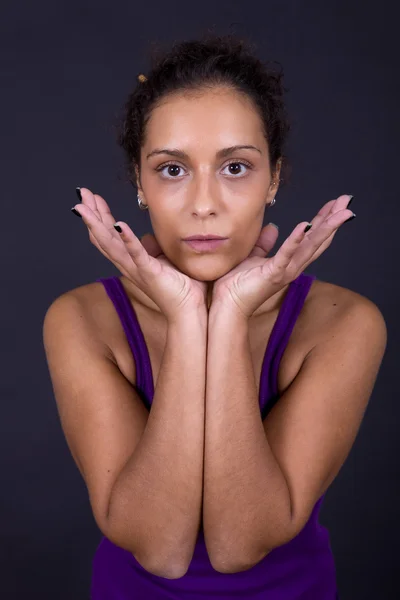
[1,0,398,598]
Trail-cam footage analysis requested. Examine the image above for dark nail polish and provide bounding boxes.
[304,223,312,233]
[347,195,354,208]
[114,224,122,233]
[76,187,82,202]
[345,213,356,223]
[71,207,82,218]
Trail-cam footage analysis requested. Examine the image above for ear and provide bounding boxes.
[134,164,143,193]
[266,158,283,203]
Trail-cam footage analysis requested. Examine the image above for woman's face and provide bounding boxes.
[136,87,280,285]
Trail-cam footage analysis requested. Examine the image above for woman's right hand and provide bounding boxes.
[72,187,208,323]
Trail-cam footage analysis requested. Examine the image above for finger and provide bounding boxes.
[114,222,160,275]
[300,229,336,272]
[301,195,354,263]
[93,192,118,228]
[248,223,279,258]
[288,206,354,274]
[74,188,104,253]
[308,195,353,230]
[140,233,164,258]
[78,187,99,215]
[73,202,118,261]
[78,189,123,255]
[266,220,312,277]
[75,204,146,277]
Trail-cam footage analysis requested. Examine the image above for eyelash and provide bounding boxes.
[155,159,254,179]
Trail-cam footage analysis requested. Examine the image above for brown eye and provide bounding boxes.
[156,162,184,178]
[228,163,241,175]
[222,160,253,177]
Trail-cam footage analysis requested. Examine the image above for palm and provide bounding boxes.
[78,189,209,314]
[140,224,280,309]
[211,255,269,301]
[210,224,279,309]
[139,233,209,304]
[210,194,354,318]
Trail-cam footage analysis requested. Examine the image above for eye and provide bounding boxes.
[222,160,253,177]
[155,159,254,180]
[155,162,185,179]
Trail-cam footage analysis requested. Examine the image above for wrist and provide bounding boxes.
[166,307,208,330]
[208,299,249,328]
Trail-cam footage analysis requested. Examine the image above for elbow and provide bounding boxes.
[104,523,189,579]
[133,552,189,579]
[105,522,189,579]
[106,517,189,579]
[210,548,273,574]
[99,501,191,579]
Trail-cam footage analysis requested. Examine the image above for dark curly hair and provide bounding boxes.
[115,31,291,190]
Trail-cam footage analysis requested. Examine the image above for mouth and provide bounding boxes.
[183,239,228,252]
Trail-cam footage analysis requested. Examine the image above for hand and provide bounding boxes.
[72,188,208,322]
[209,194,355,319]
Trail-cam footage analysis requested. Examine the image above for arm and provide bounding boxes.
[107,311,208,577]
[43,293,207,579]
[203,306,291,573]
[203,297,387,574]
[109,315,207,573]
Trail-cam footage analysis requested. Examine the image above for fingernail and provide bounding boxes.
[113,224,122,233]
[347,195,354,208]
[269,222,279,230]
[71,207,82,218]
[304,223,312,233]
[76,187,82,202]
[344,212,356,223]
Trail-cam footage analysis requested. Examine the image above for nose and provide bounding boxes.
[192,204,216,217]
[190,177,219,217]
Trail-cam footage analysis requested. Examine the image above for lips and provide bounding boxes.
[183,235,227,241]
[183,238,228,252]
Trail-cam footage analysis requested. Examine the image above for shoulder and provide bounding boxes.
[304,277,387,351]
[43,280,122,364]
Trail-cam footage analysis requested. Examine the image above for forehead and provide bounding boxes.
[144,88,265,149]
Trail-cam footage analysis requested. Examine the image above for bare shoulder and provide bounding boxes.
[42,281,151,546]
[304,277,387,349]
[51,280,134,368]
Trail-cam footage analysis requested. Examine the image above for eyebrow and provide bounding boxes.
[146,145,262,160]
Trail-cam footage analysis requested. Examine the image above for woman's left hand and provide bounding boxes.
[211,194,355,319]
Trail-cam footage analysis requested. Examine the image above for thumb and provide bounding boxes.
[248,222,279,258]
[140,233,164,257]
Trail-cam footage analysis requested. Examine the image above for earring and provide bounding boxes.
[269,179,279,206]
[137,195,148,210]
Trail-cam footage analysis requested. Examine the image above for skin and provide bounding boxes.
[133,86,282,312]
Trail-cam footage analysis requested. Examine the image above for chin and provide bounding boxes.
[174,260,232,283]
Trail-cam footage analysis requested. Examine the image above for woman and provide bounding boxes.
[43,33,387,599]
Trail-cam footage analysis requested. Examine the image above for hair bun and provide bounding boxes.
[137,73,147,83]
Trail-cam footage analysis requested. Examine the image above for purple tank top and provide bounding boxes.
[90,272,339,599]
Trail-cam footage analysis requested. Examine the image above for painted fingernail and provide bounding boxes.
[347,195,354,208]
[304,223,312,233]
[269,222,279,230]
[76,187,82,202]
[71,207,82,218]
[113,224,122,233]
[344,212,356,223]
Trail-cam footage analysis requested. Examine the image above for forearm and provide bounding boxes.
[203,306,291,572]
[108,312,207,575]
